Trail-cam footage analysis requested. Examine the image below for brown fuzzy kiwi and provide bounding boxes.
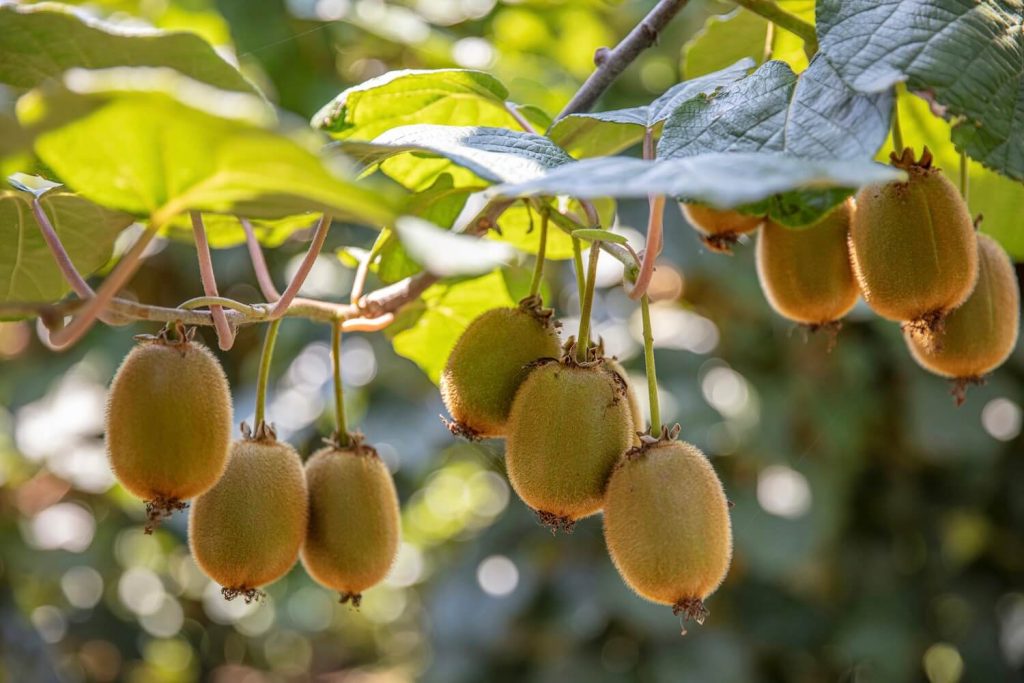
[849,148,978,330]
[905,233,1020,404]
[504,355,635,531]
[301,435,401,606]
[681,203,763,254]
[440,297,562,440]
[188,430,308,602]
[756,200,859,328]
[105,328,232,531]
[603,435,732,626]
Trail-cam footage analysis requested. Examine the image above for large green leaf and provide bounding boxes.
[494,153,905,205]
[547,60,754,158]
[0,2,256,94]
[683,10,768,79]
[817,0,1024,180]
[387,269,516,384]
[659,57,892,224]
[888,90,1024,260]
[337,125,574,186]
[17,68,400,228]
[0,190,134,311]
[312,69,523,141]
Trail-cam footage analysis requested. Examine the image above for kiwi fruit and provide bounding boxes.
[905,233,1020,403]
[756,200,859,328]
[441,297,561,439]
[849,148,978,330]
[188,430,308,602]
[681,203,763,254]
[105,327,232,531]
[604,435,732,625]
[504,355,635,531]
[301,436,401,606]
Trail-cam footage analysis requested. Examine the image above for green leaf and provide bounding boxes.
[494,153,905,205]
[337,125,574,188]
[659,57,892,224]
[0,2,257,94]
[312,69,523,140]
[395,216,515,277]
[162,213,319,248]
[388,269,516,384]
[683,10,768,79]
[0,190,134,311]
[571,228,629,245]
[547,59,754,158]
[817,0,1024,180]
[17,68,400,227]
[889,90,1024,260]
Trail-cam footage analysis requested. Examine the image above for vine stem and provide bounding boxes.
[891,96,904,154]
[268,214,332,319]
[254,318,282,429]
[630,127,665,301]
[505,102,539,134]
[576,241,601,362]
[331,322,351,447]
[960,148,969,202]
[640,293,660,434]
[733,0,818,57]
[191,212,235,350]
[43,225,158,350]
[528,210,549,298]
[30,198,124,326]
[572,236,586,304]
[239,217,281,300]
[556,0,691,119]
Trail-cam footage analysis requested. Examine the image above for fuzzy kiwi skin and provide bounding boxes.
[681,204,762,252]
[441,306,561,438]
[756,200,859,325]
[505,361,634,523]
[849,163,977,322]
[189,438,308,594]
[607,358,644,439]
[106,340,232,502]
[906,234,1020,379]
[301,444,400,601]
[604,440,732,612]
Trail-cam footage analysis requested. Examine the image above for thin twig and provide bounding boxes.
[191,212,235,350]
[268,214,332,319]
[505,102,539,134]
[556,0,690,120]
[239,217,282,300]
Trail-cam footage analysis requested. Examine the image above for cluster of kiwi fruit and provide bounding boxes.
[442,295,733,626]
[105,323,400,605]
[684,147,1020,402]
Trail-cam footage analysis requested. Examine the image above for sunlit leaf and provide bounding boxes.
[394,216,515,277]
[683,10,767,79]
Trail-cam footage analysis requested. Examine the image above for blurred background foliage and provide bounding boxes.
[1,1,1023,682]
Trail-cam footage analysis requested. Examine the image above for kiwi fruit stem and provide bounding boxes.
[254,319,282,429]
[331,322,351,448]
[572,237,586,312]
[640,293,660,435]
[527,209,549,299]
[576,240,601,363]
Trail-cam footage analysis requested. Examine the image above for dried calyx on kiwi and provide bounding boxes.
[504,339,635,532]
[603,425,733,631]
[905,232,1020,404]
[681,203,763,254]
[188,421,308,602]
[105,322,232,533]
[849,147,978,335]
[441,295,562,440]
[301,431,401,607]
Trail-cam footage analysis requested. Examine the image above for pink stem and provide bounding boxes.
[31,198,123,325]
[505,102,539,134]
[629,128,664,301]
[191,212,235,350]
[239,217,282,301]
[268,214,332,319]
[45,226,158,350]
[350,249,373,305]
